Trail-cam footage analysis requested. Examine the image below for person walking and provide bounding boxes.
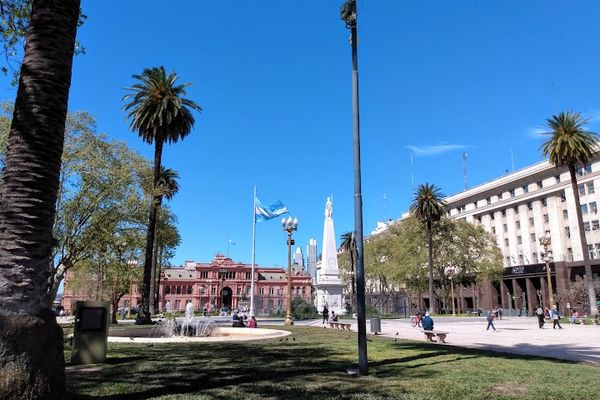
[322,305,329,324]
[486,309,496,331]
[550,306,563,329]
[535,306,545,329]
[498,306,503,320]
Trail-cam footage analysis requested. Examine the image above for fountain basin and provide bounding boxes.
[108,327,291,343]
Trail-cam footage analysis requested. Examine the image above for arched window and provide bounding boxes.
[200,285,206,294]
[165,286,171,294]
[187,286,193,295]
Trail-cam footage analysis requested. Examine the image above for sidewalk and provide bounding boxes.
[314,317,600,364]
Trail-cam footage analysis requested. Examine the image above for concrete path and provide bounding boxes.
[308,317,600,364]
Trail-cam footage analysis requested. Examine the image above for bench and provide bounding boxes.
[329,322,352,330]
[421,330,449,343]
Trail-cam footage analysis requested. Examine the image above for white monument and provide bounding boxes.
[315,197,346,315]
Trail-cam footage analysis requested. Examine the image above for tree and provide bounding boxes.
[541,111,599,316]
[123,66,201,324]
[153,208,181,313]
[0,1,80,399]
[409,183,446,313]
[0,0,86,84]
[145,166,180,313]
[555,276,600,313]
[339,231,356,307]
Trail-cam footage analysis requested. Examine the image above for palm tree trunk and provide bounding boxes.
[569,166,598,315]
[137,139,164,324]
[427,223,436,314]
[149,222,159,314]
[0,1,80,398]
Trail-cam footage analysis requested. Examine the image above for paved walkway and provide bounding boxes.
[307,317,600,364]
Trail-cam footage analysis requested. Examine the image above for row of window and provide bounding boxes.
[259,286,306,296]
[454,165,594,216]
[195,270,253,280]
[581,201,598,214]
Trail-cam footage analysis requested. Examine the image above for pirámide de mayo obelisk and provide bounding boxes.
[315,197,346,315]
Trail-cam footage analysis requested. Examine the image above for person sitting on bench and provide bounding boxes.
[422,312,434,331]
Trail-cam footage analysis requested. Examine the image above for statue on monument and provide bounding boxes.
[325,196,333,219]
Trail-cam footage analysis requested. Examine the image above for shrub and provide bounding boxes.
[291,297,318,320]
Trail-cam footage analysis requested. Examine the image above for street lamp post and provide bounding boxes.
[281,216,298,326]
[446,266,457,316]
[340,0,368,376]
[539,233,554,308]
[219,268,227,313]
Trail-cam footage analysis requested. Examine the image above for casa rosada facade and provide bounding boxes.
[62,254,313,315]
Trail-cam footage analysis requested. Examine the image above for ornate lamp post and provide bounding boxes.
[539,233,554,308]
[281,216,298,325]
[445,266,457,316]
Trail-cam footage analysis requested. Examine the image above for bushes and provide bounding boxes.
[291,297,318,320]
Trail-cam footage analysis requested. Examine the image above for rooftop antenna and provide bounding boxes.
[462,152,468,190]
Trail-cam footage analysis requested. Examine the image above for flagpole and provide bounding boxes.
[250,186,257,316]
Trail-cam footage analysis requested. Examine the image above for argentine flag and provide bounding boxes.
[255,198,288,222]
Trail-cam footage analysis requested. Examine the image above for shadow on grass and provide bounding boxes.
[65,326,597,400]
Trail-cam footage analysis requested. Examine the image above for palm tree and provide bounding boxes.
[340,231,357,308]
[0,1,80,399]
[150,167,179,313]
[410,183,446,314]
[541,111,599,316]
[123,67,201,324]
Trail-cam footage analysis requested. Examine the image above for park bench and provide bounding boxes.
[329,322,352,330]
[421,330,449,343]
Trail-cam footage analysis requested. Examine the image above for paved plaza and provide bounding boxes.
[307,316,600,364]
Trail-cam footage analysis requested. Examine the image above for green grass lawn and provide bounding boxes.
[65,325,598,400]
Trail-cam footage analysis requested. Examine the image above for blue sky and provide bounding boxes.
[3,1,600,268]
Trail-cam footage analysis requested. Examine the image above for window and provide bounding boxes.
[200,271,209,279]
[565,226,571,238]
[510,188,516,197]
[560,190,566,202]
[506,256,511,266]
[211,287,216,294]
[486,197,491,205]
[498,193,503,200]
[577,165,592,176]
[514,207,519,214]
[542,198,548,207]
[529,217,534,226]
[530,233,536,242]
[522,185,529,193]
[237,287,241,294]
[200,285,206,294]
[527,202,533,210]
[501,209,506,217]
[516,221,521,229]
[567,248,573,260]
[579,184,586,196]
[584,222,591,232]
[590,201,598,213]
[259,287,265,295]
[517,236,522,245]
[504,238,509,246]
[165,286,171,294]
[593,220,600,230]
[563,209,568,219]
[587,182,595,194]
[588,244,596,260]
[492,226,496,234]
[518,254,524,264]
[491,213,495,221]
[537,180,543,189]
[555,175,561,183]
[544,214,549,223]
[176,286,181,294]
[503,224,508,232]
[581,204,589,214]
[595,244,600,258]
[246,272,252,279]
[532,252,538,263]
[187,286,193,295]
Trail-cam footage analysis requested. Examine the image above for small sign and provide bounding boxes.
[511,266,525,274]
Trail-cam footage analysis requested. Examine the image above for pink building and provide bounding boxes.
[62,254,313,316]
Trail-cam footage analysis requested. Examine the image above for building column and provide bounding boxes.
[554,261,569,312]
[512,279,523,312]
[526,278,536,316]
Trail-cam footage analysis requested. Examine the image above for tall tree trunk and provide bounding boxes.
[149,223,159,314]
[136,139,163,324]
[569,165,598,316]
[0,1,80,399]
[427,223,436,313]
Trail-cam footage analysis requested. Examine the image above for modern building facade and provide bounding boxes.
[62,254,313,316]
[306,238,318,282]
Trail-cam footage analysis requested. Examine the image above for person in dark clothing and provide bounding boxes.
[322,306,329,324]
[421,312,434,331]
[535,306,545,329]
[486,309,496,331]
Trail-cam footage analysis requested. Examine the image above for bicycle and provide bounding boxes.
[410,315,422,328]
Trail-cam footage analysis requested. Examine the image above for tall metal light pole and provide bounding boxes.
[446,266,457,316]
[539,233,554,308]
[282,216,298,326]
[341,0,368,375]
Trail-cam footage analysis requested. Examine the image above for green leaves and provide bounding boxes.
[540,111,599,169]
[409,183,446,227]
